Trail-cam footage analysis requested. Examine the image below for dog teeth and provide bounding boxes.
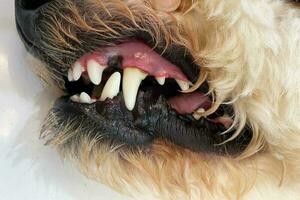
[155,77,165,85]
[192,108,206,120]
[122,68,147,111]
[197,108,206,113]
[79,92,95,104]
[70,94,80,102]
[72,62,84,81]
[100,72,121,101]
[176,79,190,91]
[87,60,105,85]
[68,69,74,81]
[67,59,193,111]
[70,93,95,104]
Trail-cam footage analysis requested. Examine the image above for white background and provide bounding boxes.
[0,1,131,200]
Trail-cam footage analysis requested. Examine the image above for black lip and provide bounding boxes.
[47,91,251,155]
[51,94,154,146]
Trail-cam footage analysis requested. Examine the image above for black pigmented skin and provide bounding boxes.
[53,91,251,155]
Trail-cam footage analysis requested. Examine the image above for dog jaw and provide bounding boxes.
[16,0,300,199]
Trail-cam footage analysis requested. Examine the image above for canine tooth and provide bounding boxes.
[79,92,92,104]
[72,62,84,81]
[87,60,105,85]
[70,94,80,102]
[68,68,74,81]
[155,77,165,85]
[122,68,147,111]
[176,79,190,91]
[100,72,121,101]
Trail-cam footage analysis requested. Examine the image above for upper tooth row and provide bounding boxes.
[68,60,190,90]
[68,61,191,110]
[68,60,105,84]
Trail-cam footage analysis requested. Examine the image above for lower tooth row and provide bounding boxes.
[70,92,96,104]
[69,67,191,110]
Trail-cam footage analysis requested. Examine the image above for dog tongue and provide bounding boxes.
[168,92,211,114]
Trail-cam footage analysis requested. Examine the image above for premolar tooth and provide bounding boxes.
[193,108,206,120]
[79,92,92,104]
[68,68,74,81]
[73,62,84,81]
[100,72,121,101]
[122,68,147,111]
[70,94,79,102]
[87,60,105,85]
[176,79,190,91]
[193,113,201,120]
[197,108,205,113]
[155,77,165,85]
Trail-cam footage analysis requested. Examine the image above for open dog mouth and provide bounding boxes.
[60,39,240,151]
[15,0,251,155]
[66,40,218,121]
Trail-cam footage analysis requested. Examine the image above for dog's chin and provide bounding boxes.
[15,0,251,155]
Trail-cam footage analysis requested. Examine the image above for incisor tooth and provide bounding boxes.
[73,62,84,81]
[87,60,105,85]
[68,69,74,81]
[176,79,190,91]
[79,92,92,104]
[70,94,79,102]
[122,68,147,111]
[100,72,121,101]
[155,77,165,85]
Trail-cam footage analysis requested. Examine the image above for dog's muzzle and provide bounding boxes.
[15,0,252,155]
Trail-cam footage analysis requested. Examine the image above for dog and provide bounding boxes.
[15,0,300,199]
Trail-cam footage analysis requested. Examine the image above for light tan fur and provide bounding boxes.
[36,0,300,199]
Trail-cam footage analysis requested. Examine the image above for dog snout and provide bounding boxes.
[15,0,52,45]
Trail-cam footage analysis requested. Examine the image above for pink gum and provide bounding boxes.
[75,41,188,81]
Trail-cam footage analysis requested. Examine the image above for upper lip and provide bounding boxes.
[15,2,213,121]
[15,0,202,92]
